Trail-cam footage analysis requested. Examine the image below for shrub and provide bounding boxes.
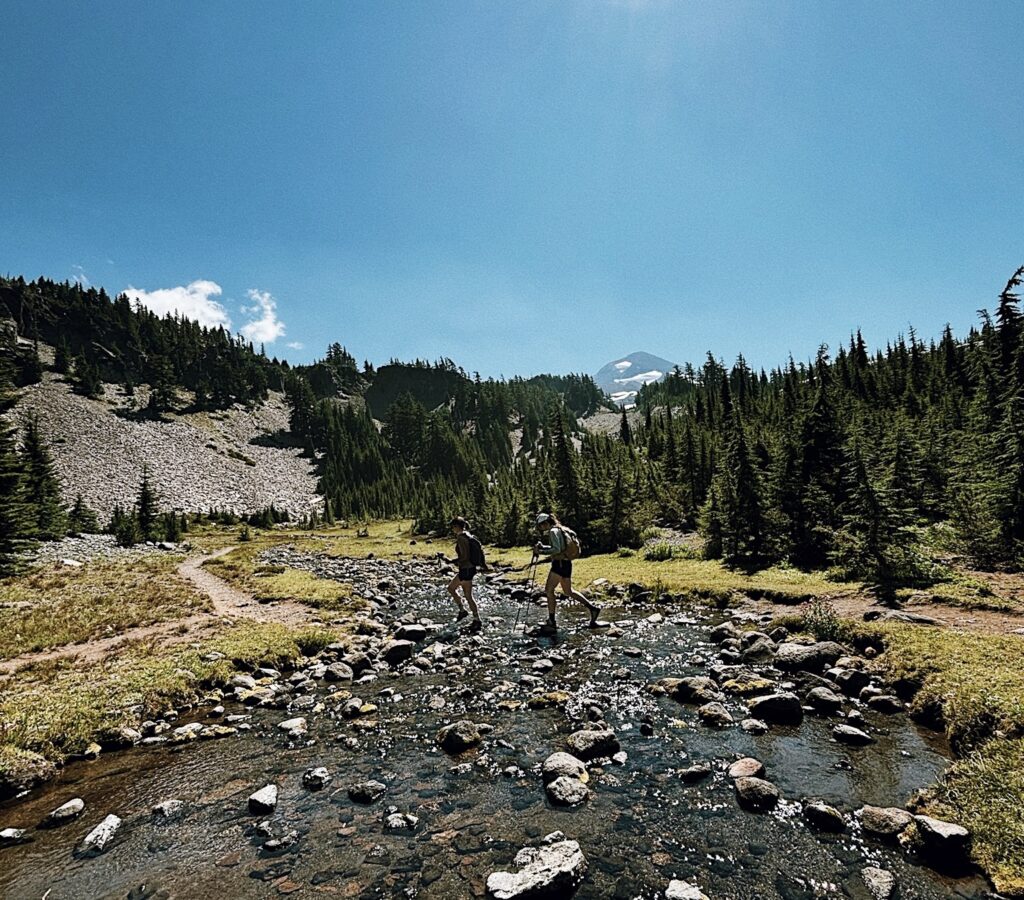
[643,542,675,562]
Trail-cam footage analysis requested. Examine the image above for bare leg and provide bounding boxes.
[545,570,560,623]
[560,577,601,624]
[448,576,467,617]
[461,581,480,621]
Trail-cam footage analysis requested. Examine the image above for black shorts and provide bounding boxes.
[551,559,572,578]
[458,567,477,582]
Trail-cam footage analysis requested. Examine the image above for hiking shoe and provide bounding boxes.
[587,606,603,627]
[455,609,469,622]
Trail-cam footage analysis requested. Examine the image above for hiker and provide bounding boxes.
[445,516,483,630]
[533,513,602,631]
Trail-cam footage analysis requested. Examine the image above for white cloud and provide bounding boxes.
[240,288,286,344]
[72,265,90,287]
[286,341,304,350]
[124,280,232,330]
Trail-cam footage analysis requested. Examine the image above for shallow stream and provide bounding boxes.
[0,558,993,899]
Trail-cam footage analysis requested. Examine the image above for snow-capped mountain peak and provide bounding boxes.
[594,351,676,407]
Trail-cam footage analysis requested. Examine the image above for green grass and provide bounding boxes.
[0,622,343,770]
[0,556,212,660]
[924,738,1024,896]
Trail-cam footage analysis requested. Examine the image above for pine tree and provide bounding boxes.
[68,494,100,534]
[619,407,632,445]
[53,336,72,374]
[0,341,33,573]
[20,414,66,540]
[135,467,159,542]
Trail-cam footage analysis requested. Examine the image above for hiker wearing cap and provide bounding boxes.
[533,513,602,631]
[445,516,482,630]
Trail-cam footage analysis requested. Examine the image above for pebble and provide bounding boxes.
[248,784,279,815]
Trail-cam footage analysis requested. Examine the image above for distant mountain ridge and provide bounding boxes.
[594,351,676,406]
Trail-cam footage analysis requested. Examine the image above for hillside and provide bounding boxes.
[12,371,320,520]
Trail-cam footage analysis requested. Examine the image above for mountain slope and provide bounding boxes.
[595,351,676,406]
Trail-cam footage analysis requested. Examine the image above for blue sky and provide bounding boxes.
[2,1,1022,377]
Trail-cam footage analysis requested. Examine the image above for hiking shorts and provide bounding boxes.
[551,559,572,578]
[458,567,477,583]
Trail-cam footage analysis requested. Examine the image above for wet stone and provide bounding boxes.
[727,758,765,779]
[76,814,122,857]
[747,692,803,726]
[565,730,620,761]
[542,752,588,785]
[802,801,846,832]
[740,718,769,735]
[805,686,843,715]
[857,805,913,839]
[41,797,86,828]
[437,720,484,754]
[486,839,588,899]
[832,724,874,746]
[152,799,184,819]
[666,880,710,900]
[697,702,734,727]
[861,866,897,900]
[302,767,331,790]
[546,776,590,807]
[679,763,713,783]
[0,828,31,848]
[248,784,279,815]
[734,777,781,812]
[348,780,387,804]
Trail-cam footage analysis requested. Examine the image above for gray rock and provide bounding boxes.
[803,801,846,832]
[835,668,872,696]
[302,766,331,790]
[867,695,903,714]
[486,839,588,899]
[910,814,970,861]
[277,717,307,738]
[857,805,913,839]
[678,763,713,783]
[542,752,587,785]
[740,718,769,735]
[861,866,897,900]
[324,662,354,683]
[672,676,725,704]
[342,652,373,674]
[566,729,620,761]
[394,623,428,642]
[665,881,710,900]
[774,641,846,673]
[384,812,419,830]
[697,702,734,727]
[709,622,741,644]
[727,757,765,779]
[748,692,803,725]
[741,635,778,663]
[437,720,483,754]
[546,776,590,806]
[805,686,843,714]
[381,640,415,665]
[734,776,781,811]
[76,814,122,856]
[41,797,85,828]
[0,827,31,847]
[152,799,184,819]
[348,780,387,804]
[248,784,279,815]
[833,724,874,745]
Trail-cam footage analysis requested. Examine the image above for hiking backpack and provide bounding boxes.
[560,527,582,561]
[466,533,487,570]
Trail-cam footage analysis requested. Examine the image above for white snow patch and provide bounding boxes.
[613,369,663,387]
[611,390,638,404]
[614,360,633,371]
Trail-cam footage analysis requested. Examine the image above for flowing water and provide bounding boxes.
[0,560,994,899]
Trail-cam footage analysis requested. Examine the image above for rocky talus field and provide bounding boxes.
[11,373,321,518]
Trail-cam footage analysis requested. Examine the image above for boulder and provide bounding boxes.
[720,673,776,696]
[861,867,897,900]
[486,839,588,899]
[734,776,780,811]
[437,720,483,754]
[248,784,279,815]
[679,763,713,783]
[774,641,846,673]
[709,622,741,644]
[835,668,872,696]
[394,623,428,642]
[908,814,970,864]
[802,801,846,832]
[381,640,415,666]
[741,636,778,663]
[697,702,734,727]
[832,724,874,746]
[384,812,419,830]
[565,730,620,761]
[0,827,31,847]
[278,717,307,738]
[348,780,386,804]
[867,695,903,714]
[546,776,590,807]
[740,718,769,735]
[76,814,122,856]
[324,662,354,683]
[152,799,185,819]
[805,686,843,715]
[672,676,725,705]
[41,797,86,828]
[342,652,373,675]
[857,805,913,839]
[747,692,803,726]
[666,881,710,900]
[542,753,588,785]
[727,757,765,779]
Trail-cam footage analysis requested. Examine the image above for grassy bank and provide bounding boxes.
[0,556,211,660]
[0,622,340,788]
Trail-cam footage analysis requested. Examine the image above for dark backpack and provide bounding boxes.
[466,533,487,570]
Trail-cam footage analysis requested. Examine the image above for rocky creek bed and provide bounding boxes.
[0,553,995,899]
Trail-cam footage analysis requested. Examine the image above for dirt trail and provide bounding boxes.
[0,547,313,677]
